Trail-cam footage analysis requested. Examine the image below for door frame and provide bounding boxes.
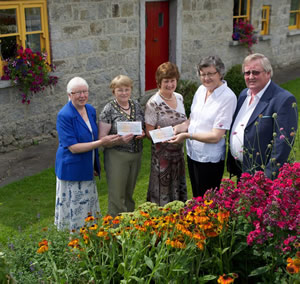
[139,0,182,96]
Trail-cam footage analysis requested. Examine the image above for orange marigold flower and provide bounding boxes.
[85,215,95,222]
[89,224,98,230]
[37,245,48,253]
[218,210,230,223]
[68,239,79,248]
[205,229,219,238]
[217,274,235,284]
[97,230,108,238]
[140,211,150,218]
[38,239,48,247]
[103,215,113,222]
[135,224,147,232]
[112,216,122,224]
[287,263,300,274]
[196,241,204,250]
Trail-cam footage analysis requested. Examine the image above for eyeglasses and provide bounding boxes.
[199,71,218,78]
[71,90,88,96]
[243,70,265,76]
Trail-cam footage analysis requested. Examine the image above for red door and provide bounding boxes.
[145,1,169,91]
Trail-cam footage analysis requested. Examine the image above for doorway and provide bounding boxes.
[145,1,169,91]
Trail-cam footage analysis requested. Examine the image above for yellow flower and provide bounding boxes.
[85,215,95,222]
[37,245,48,253]
[204,200,213,206]
[89,224,98,230]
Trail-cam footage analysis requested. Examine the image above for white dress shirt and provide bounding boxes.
[230,80,271,162]
[186,81,237,163]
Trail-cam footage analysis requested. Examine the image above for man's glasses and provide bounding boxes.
[71,90,88,96]
[243,70,265,76]
[199,71,218,78]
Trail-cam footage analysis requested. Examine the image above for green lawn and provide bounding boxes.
[0,78,299,246]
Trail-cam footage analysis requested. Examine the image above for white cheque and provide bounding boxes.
[149,126,174,143]
[117,121,142,135]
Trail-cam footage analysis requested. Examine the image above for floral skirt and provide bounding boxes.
[54,178,100,231]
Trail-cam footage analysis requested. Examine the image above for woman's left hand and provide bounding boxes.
[135,130,146,140]
[168,133,188,144]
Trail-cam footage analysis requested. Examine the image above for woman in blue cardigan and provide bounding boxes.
[55,77,119,231]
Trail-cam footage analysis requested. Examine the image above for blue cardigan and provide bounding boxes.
[55,101,100,181]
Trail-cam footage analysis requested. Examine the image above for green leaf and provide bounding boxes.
[117,262,125,275]
[202,275,217,281]
[249,265,270,276]
[144,255,154,270]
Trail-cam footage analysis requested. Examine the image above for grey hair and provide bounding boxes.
[67,77,89,94]
[197,55,226,79]
[242,53,273,77]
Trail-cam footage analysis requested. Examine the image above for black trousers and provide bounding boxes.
[187,156,225,198]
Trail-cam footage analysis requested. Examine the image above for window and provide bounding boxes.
[289,0,300,29]
[0,0,51,76]
[261,5,270,35]
[233,0,251,26]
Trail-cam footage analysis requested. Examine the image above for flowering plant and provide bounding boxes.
[232,20,258,53]
[3,163,299,283]
[1,46,58,104]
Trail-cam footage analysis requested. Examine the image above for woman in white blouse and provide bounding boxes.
[169,55,237,197]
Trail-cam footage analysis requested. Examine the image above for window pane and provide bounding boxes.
[233,0,239,16]
[25,7,41,32]
[158,12,164,27]
[0,9,18,34]
[0,36,17,59]
[26,34,41,52]
[289,13,297,25]
[240,0,248,16]
[290,0,299,11]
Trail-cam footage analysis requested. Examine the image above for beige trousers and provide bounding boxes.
[104,148,142,217]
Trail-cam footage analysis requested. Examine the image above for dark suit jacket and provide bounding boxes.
[227,81,298,178]
[55,101,100,181]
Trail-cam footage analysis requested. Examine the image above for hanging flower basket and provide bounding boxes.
[1,46,58,104]
[232,20,258,53]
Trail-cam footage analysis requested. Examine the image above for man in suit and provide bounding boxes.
[227,53,298,179]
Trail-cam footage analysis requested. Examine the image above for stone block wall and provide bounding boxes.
[1,0,300,153]
[0,0,141,153]
[180,0,300,82]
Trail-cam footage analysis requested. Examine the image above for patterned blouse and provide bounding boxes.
[99,99,145,153]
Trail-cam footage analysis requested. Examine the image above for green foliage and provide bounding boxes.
[175,79,198,117]
[224,64,247,97]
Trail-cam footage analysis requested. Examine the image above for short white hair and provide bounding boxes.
[67,77,89,94]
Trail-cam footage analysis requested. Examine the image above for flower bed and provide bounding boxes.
[2,163,300,283]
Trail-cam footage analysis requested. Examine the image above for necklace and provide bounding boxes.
[159,92,174,101]
[116,100,131,111]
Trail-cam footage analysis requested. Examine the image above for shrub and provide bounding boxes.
[176,79,198,118]
[224,64,246,98]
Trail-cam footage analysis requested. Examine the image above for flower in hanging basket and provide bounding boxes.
[1,46,58,104]
[232,20,258,53]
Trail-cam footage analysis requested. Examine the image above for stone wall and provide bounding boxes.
[1,0,300,153]
[180,0,300,82]
[0,0,141,153]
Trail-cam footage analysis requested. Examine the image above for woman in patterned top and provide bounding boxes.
[99,75,145,216]
[145,62,187,206]
[55,77,120,231]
